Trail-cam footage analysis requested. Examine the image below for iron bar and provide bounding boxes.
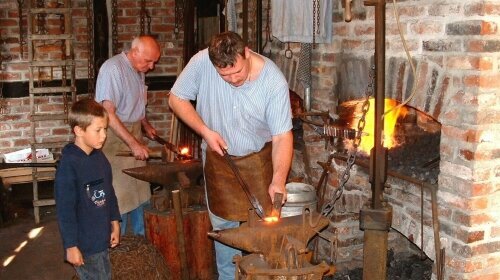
[360,0,390,279]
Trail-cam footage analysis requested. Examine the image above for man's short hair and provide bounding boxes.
[208,31,246,68]
[68,98,108,131]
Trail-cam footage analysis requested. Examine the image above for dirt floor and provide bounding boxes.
[0,207,76,280]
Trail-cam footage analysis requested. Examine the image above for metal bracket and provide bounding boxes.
[359,204,392,231]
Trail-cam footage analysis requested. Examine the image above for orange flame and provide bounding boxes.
[179,147,189,155]
[264,216,279,223]
[354,98,407,154]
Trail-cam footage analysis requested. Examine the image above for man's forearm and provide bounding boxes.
[101,100,141,149]
[107,112,141,148]
[168,94,209,138]
[271,131,294,186]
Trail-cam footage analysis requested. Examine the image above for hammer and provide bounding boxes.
[270,192,284,219]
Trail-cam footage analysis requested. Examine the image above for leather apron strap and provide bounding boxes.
[204,142,273,221]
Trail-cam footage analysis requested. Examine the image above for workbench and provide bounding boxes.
[0,166,56,189]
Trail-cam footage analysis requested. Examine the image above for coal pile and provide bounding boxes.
[329,249,433,280]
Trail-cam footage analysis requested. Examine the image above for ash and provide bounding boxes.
[328,249,433,280]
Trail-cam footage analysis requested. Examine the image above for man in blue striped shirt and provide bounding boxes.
[169,31,293,279]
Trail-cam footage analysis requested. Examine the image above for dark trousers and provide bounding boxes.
[75,249,111,280]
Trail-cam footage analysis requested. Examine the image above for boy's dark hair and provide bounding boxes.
[208,31,246,68]
[68,98,108,131]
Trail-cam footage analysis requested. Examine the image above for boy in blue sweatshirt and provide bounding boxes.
[55,98,121,279]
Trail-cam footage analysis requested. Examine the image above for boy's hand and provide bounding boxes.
[66,246,84,266]
[110,221,120,248]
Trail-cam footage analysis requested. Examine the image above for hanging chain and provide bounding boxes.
[0,34,5,115]
[111,0,119,54]
[320,65,375,218]
[265,0,272,43]
[17,0,25,59]
[174,0,184,38]
[312,0,320,48]
[86,0,95,97]
[36,0,47,35]
[59,13,66,59]
[316,0,320,34]
[146,14,152,35]
[140,0,146,35]
[60,11,68,113]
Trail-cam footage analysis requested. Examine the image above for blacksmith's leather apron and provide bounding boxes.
[204,142,273,221]
[102,122,151,214]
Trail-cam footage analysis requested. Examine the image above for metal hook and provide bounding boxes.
[285,43,293,59]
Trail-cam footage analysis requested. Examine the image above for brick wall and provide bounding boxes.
[268,0,500,279]
[0,0,181,155]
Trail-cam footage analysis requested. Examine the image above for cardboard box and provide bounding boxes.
[1,148,54,163]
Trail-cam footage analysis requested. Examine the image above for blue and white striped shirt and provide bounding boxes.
[171,49,292,156]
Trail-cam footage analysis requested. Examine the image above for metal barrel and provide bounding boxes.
[282,182,317,218]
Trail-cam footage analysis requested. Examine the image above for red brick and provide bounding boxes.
[341,39,363,50]
[120,1,140,8]
[52,128,71,136]
[0,19,17,27]
[429,4,461,16]
[481,21,498,35]
[70,8,87,18]
[13,138,29,147]
[472,241,500,255]
[442,126,483,143]
[0,72,21,80]
[465,3,486,16]
[411,21,443,35]
[485,3,500,15]
[117,17,139,25]
[471,272,500,280]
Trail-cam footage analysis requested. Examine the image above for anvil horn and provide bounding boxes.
[122,160,203,187]
[208,211,329,255]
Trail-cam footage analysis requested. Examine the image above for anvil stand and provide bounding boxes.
[358,0,392,279]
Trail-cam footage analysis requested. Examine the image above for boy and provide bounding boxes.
[55,98,121,279]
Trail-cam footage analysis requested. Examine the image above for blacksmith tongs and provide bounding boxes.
[222,148,266,219]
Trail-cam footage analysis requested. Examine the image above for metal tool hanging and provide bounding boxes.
[262,0,273,57]
[111,0,119,54]
[140,0,146,35]
[17,0,25,59]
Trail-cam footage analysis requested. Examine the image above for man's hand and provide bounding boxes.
[130,141,150,161]
[66,246,84,266]
[202,128,227,156]
[268,182,287,204]
[141,118,158,140]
